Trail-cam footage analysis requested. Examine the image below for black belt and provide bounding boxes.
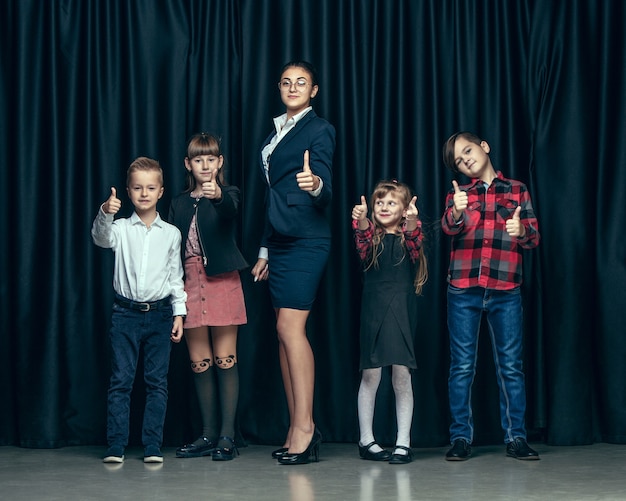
[114,295,171,312]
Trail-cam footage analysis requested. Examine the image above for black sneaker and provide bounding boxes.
[506,438,540,460]
[445,439,471,461]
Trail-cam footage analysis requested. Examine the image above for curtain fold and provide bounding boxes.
[1,0,624,448]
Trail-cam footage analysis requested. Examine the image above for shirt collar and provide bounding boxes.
[130,211,163,227]
[273,106,313,134]
[468,171,509,189]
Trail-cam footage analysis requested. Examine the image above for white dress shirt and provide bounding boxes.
[92,208,187,316]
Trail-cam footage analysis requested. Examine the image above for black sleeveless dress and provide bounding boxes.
[359,233,418,370]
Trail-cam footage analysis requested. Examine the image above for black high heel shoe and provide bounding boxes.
[271,447,288,459]
[277,428,322,465]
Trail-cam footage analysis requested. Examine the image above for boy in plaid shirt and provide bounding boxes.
[441,132,540,461]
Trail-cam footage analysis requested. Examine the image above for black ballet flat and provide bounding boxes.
[212,436,239,461]
[359,441,392,461]
[388,446,413,464]
[271,447,289,459]
[277,429,322,465]
[175,436,217,458]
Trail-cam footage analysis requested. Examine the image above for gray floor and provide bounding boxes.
[1,442,625,500]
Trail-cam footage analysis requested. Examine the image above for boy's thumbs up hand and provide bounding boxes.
[451,180,468,220]
[103,186,121,215]
[296,150,321,192]
[506,205,526,238]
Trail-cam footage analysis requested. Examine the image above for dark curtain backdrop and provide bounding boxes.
[1,0,625,449]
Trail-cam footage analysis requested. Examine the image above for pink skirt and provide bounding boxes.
[183,257,247,328]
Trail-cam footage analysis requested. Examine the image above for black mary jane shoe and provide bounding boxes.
[271,447,289,459]
[277,429,322,465]
[212,436,239,461]
[388,446,413,464]
[358,442,392,461]
[176,436,217,458]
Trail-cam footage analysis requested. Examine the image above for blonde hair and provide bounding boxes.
[126,156,163,187]
[365,180,428,295]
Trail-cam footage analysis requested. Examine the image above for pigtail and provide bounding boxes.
[413,250,428,295]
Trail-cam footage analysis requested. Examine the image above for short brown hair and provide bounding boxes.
[126,157,163,187]
[442,131,483,172]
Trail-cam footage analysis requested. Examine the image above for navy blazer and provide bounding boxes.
[260,110,335,245]
[168,185,248,276]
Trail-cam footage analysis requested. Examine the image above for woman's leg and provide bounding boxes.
[275,307,315,454]
[279,339,295,448]
[211,325,239,447]
[185,326,218,442]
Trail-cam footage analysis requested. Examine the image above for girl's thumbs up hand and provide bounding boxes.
[352,195,368,221]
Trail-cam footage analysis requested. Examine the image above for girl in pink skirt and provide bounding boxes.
[168,133,248,461]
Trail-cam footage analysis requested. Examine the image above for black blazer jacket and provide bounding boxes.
[168,185,248,277]
[259,110,336,246]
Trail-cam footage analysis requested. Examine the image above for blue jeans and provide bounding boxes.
[107,302,173,448]
[447,285,527,444]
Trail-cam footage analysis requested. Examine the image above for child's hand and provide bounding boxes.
[452,180,468,221]
[506,206,526,238]
[296,150,321,192]
[405,196,418,220]
[102,187,121,215]
[171,316,184,343]
[201,172,222,200]
[351,195,368,221]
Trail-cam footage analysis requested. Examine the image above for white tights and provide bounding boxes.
[358,365,413,454]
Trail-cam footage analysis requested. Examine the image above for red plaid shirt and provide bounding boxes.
[352,218,423,263]
[441,172,540,290]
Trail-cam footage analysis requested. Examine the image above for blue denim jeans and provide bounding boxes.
[447,285,527,444]
[107,302,173,448]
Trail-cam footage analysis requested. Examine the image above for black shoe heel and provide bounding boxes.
[277,428,322,465]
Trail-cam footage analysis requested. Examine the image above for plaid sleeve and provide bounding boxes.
[403,220,423,262]
[352,218,374,262]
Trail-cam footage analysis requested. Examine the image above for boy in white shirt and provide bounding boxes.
[92,156,186,464]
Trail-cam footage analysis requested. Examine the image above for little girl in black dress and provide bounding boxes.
[351,180,428,464]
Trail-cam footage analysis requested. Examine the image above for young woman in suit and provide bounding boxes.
[251,60,336,465]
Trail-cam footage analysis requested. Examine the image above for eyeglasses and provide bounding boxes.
[278,78,309,91]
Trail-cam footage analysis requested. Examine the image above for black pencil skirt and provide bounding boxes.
[267,234,330,310]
